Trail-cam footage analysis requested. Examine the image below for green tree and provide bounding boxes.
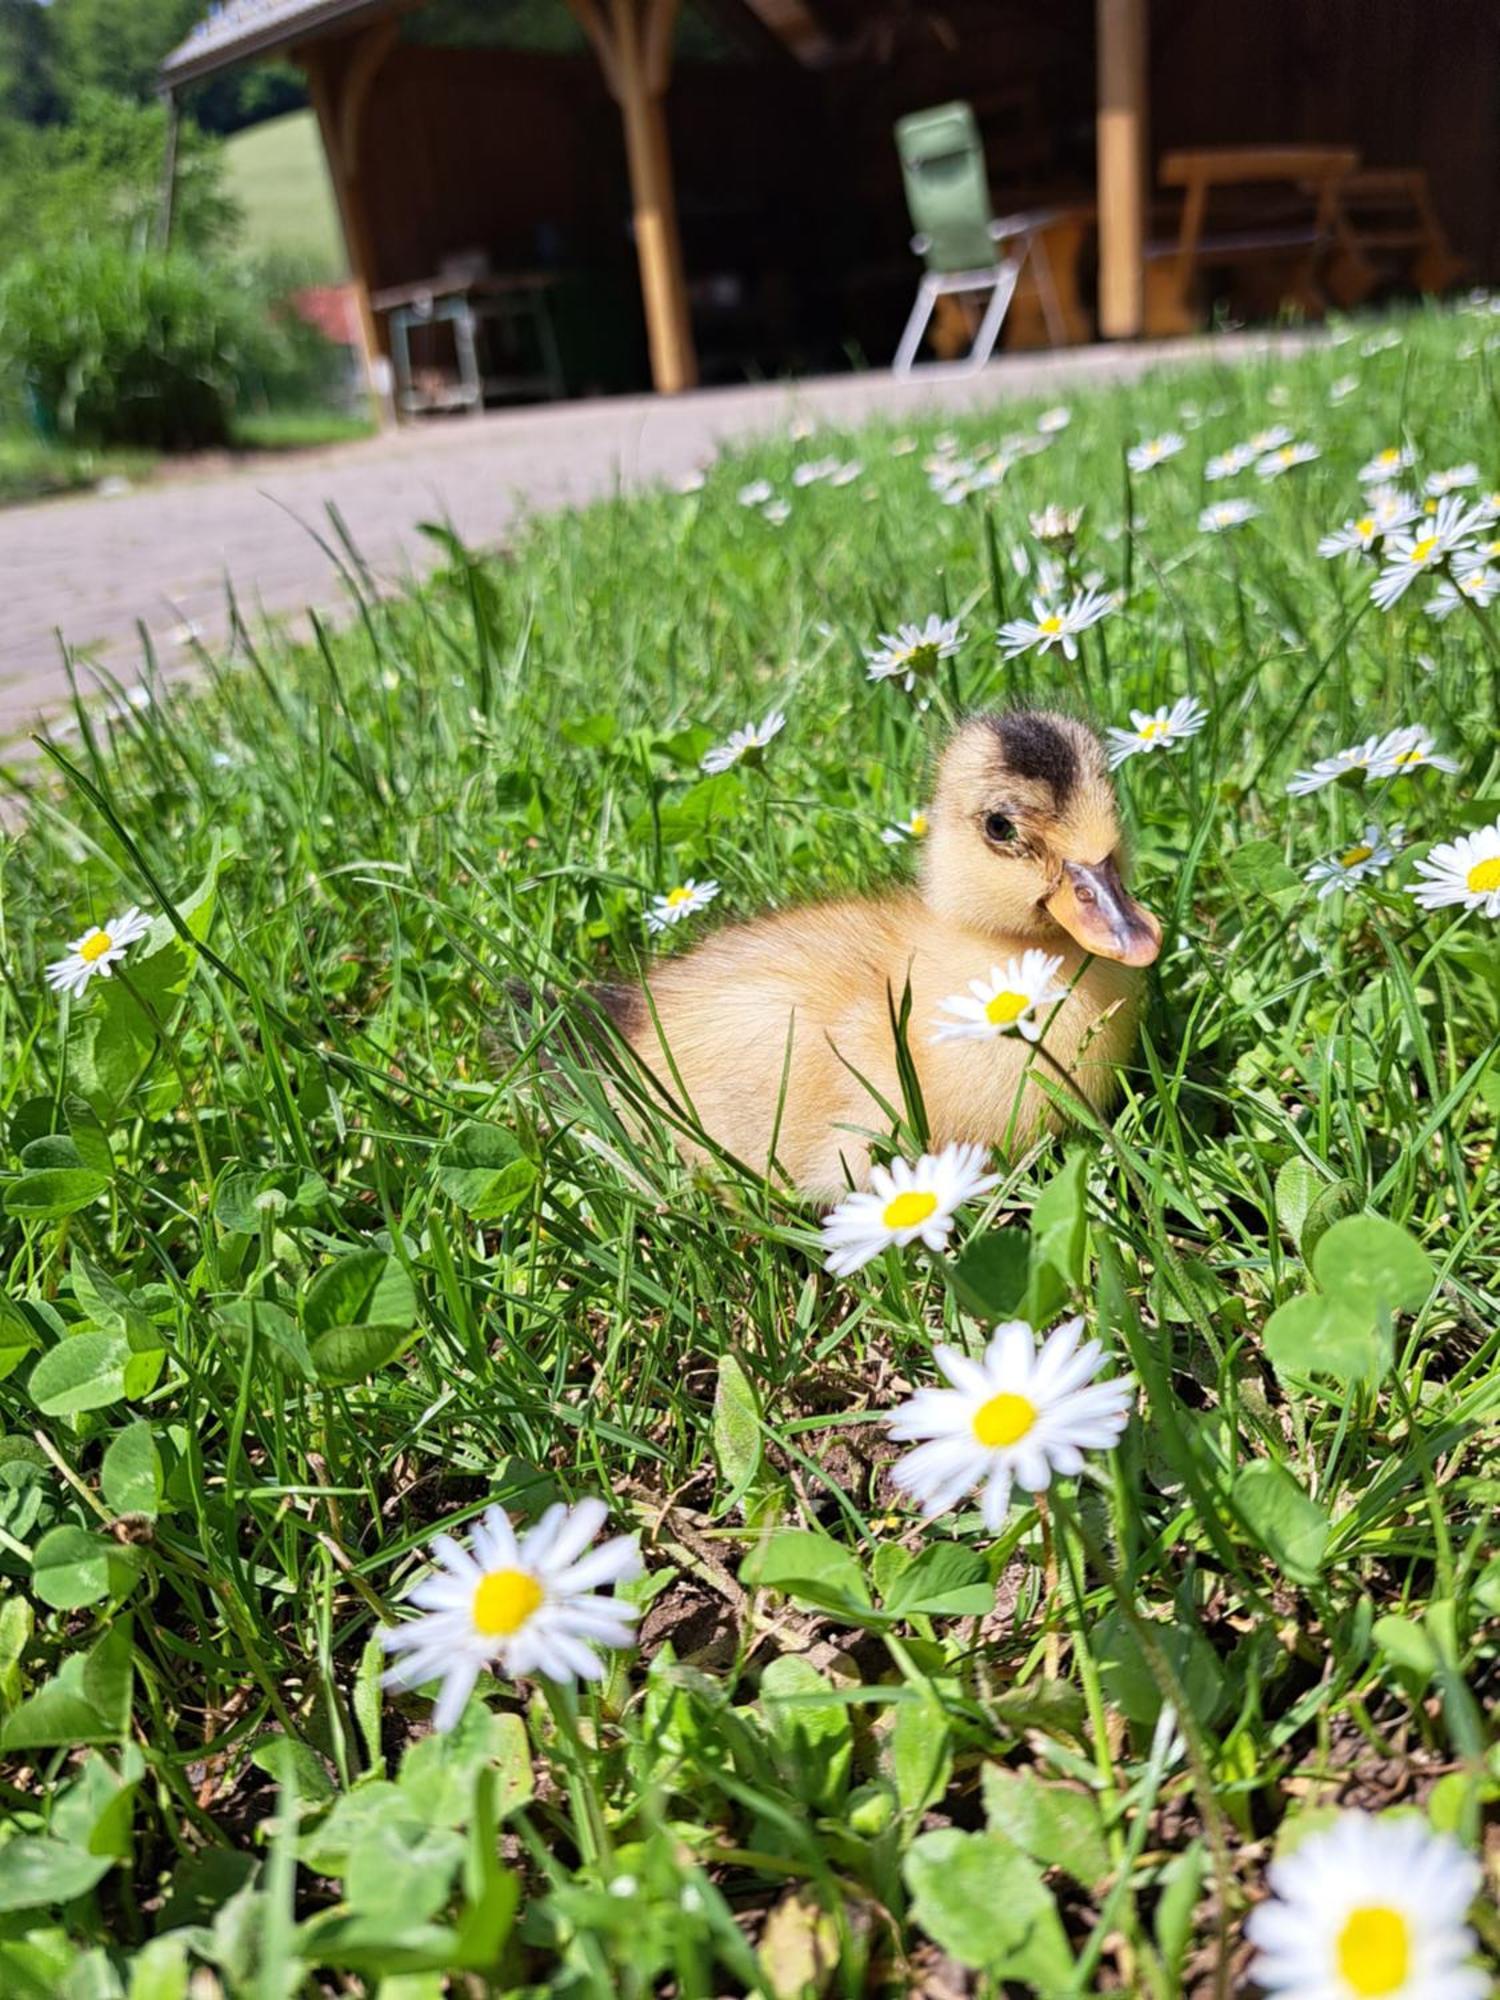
[49,0,202,110]
[0,0,62,124]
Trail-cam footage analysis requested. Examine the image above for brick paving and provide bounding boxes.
[0,330,1312,739]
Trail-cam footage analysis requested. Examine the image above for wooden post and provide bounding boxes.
[1096,0,1147,339]
[301,24,398,423]
[569,0,698,393]
[156,90,180,250]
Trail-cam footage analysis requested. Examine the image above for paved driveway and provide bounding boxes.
[0,331,1307,737]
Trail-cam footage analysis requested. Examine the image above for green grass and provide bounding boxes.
[223,109,345,280]
[0,430,156,506]
[231,408,375,452]
[0,305,1496,1997]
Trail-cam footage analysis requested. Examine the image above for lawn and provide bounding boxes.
[222,109,346,281]
[0,307,1496,1998]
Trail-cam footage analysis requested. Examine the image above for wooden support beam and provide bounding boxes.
[1096,0,1147,339]
[567,0,698,394]
[301,25,397,422]
[734,0,831,66]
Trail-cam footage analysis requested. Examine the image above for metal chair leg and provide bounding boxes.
[963,257,1020,371]
[893,277,939,376]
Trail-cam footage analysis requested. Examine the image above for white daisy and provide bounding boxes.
[1304,824,1403,900]
[792,455,839,488]
[700,710,786,774]
[890,435,918,457]
[1370,497,1485,608]
[1456,532,1500,567]
[881,808,930,846]
[762,500,791,526]
[1328,373,1360,404]
[1126,433,1185,473]
[1359,445,1415,484]
[865,615,965,690]
[1200,499,1260,532]
[646,878,720,934]
[829,460,863,486]
[1028,504,1084,544]
[1408,815,1500,917]
[1245,1809,1486,2000]
[1365,484,1421,534]
[1424,463,1478,496]
[1426,564,1500,616]
[1317,511,1386,558]
[737,479,773,508]
[1206,443,1257,481]
[1368,725,1460,780]
[886,1317,1133,1530]
[819,1142,998,1277]
[675,469,707,495]
[1106,696,1208,768]
[382,1498,642,1731]
[44,906,153,998]
[1286,736,1384,795]
[997,587,1114,661]
[932,950,1068,1044]
[1036,406,1071,434]
[1475,490,1500,521]
[1256,441,1321,479]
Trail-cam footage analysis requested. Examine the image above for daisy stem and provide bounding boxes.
[543,1680,615,1872]
[1035,1494,1061,1679]
[1450,575,1500,727]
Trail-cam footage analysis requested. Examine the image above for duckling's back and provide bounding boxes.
[619,893,1139,1198]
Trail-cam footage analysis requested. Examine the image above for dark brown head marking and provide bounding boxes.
[992,712,1079,803]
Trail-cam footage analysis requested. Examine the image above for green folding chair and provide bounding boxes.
[893,101,1064,374]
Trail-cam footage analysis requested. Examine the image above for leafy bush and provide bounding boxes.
[0,89,237,269]
[0,240,315,449]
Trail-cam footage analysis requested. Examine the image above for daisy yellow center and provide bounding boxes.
[984,989,1030,1026]
[1408,535,1438,564]
[1467,856,1500,893]
[882,1189,938,1230]
[1038,614,1063,635]
[1278,447,1296,463]
[665,887,693,906]
[472,1567,544,1637]
[1355,517,1375,538]
[1139,719,1169,741]
[79,931,114,962]
[1339,843,1374,868]
[972,1391,1037,1448]
[1393,749,1425,766]
[1335,1905,1410,1997]
[909,813,929,837]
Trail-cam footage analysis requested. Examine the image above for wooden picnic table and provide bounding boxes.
[1144,145,1359,336]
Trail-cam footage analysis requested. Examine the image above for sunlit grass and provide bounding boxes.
[0,302,1495,1997]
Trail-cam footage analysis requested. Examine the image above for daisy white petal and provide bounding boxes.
[1256,440,1320,479]
[1245,1809,1485,2000]
[1408,815,1500,918]
[1205,443,1256,480]
[646,877,720,935]
[819,1142,998,1276]
[700,709,786,774]
[1105,695,1208,768]
[1370,496,1485,608]
[1200,499,1259,532]
[382,1498,641,1729]
[1285,736,1383,795]
[1359,444,1415,484]
[997,586,1114,661]
[881,807,930,846]
[865,615,964,691]
[885,1315,1132,1527]
[1367,725,1460,780]
[1303,823,1402,900]
[1126,433,1185,473]
[932,950,1067,1044]
[44,905,153,998]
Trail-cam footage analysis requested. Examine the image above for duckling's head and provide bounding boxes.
[921,711,1162,965]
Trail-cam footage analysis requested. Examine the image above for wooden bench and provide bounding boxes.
[1327,168,1465,308]
[1144,146,1359,336]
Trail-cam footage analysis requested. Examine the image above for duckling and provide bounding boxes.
[604,711,1161,1198]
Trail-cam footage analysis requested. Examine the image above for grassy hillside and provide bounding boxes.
[223,107,345,278]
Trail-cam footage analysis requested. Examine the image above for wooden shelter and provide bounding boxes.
[162,0,1500,409]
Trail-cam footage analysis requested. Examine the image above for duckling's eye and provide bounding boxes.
[984,812,1017,845]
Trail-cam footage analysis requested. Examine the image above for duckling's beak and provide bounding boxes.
[1046,858,1162,967]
